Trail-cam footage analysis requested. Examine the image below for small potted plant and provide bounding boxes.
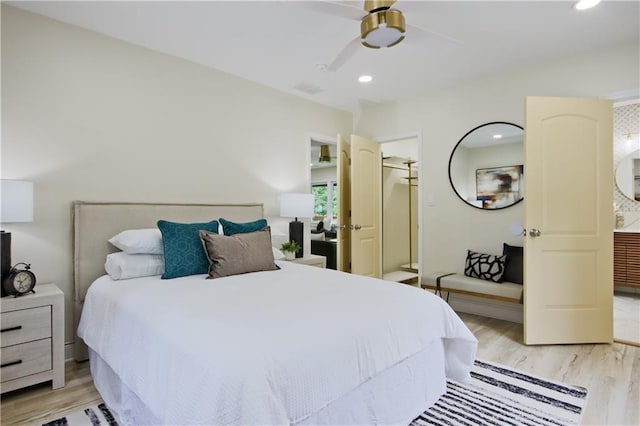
[280,240,301,260]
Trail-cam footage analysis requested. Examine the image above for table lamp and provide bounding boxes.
[1,180,34,291]
[280,193,313,258]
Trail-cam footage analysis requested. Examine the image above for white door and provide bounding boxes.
[524,96,613,345]
[337,134,351,272]
[350,135,382,278]
[336,134,382,277]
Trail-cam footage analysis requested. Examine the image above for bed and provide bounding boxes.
[73,201,478,425]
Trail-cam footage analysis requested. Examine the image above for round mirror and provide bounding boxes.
[449,122,524,210]
[615,149,640,201]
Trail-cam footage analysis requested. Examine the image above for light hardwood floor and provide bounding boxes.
[463,313,640,426]
[1,313,638,425]
[0,359,101,425]
[614,291,640,346]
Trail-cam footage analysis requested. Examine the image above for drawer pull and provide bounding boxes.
[1,360,23,368]
[1,325,23,333]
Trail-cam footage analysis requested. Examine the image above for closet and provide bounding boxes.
[381,139,419,284]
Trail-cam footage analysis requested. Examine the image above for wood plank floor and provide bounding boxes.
[1,312,638,425]
[0,359,101,425]
[463,313,640,426]
[614,291,640,345]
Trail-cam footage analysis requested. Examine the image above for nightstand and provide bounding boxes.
[1,283,65,393]
[286,254,327,268]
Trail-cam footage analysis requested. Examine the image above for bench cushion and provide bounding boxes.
[423,272,523,303]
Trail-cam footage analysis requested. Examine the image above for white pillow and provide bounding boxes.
[108,228,163,254]
[105,252,164,280]
[272,246,285,260]
[310,232,325,241]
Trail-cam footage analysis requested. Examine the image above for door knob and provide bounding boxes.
[529,228,542,237]
[354,224,362,230]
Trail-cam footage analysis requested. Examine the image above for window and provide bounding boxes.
[312,181,338,222]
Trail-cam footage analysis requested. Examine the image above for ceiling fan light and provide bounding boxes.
[574,0,600,10]
[319,145,331,163]
[361,9,406,49]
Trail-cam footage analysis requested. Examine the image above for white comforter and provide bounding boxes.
[78,261,477,425]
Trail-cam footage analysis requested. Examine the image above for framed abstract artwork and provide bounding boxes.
[476,165,524,209]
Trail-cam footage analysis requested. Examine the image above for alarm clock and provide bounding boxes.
[2,263,36,297]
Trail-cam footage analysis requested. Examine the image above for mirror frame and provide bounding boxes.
[448,121,524,210]
[615,149,640,202]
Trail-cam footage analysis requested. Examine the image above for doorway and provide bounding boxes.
[612,99,640,346]
[614,290,640,346]
[308,136,338,269]
[380,137,420,285]
[307,132,423,281]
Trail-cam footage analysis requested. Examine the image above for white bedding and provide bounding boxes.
[78,261,477,425]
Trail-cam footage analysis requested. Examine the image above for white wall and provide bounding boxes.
[355,43,639,279]
[1,6,352,343]
[310,167,337,185]
[3,5,638,340]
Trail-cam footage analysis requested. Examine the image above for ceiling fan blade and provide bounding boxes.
[327,36,362,72]
[296,1,364,21]
[406,23,463,46]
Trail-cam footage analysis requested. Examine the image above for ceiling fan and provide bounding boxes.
[306,0,462,72]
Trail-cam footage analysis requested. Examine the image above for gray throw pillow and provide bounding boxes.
[199,227,278,279]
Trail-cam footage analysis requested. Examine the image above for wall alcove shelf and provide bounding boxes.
[382,157,418,284]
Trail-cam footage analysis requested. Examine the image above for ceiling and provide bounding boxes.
[8,1,639,112]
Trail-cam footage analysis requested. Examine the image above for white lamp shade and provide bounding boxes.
[280,193,314,219]
[1,180,34,223]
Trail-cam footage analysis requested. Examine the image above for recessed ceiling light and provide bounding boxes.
[574,0,600,10]
[493,134,503,139]
[358,75,373,83]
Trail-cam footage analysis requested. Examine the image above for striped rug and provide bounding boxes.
[42,403,118,426]
[411,359,588,425]
[43,359,587,426]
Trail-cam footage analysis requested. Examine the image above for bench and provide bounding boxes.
[422,271,523,304]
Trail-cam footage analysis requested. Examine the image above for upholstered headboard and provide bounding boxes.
[72,201,264,360]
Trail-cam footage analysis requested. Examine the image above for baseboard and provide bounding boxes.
[65,341,75,361]
[614,287,640,295]
[447,293,523,324]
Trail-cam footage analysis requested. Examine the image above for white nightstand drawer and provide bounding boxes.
[1,306,52,348]
[0,339,52,383]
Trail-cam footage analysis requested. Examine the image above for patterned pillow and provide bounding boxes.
[219,218,268,236]
[157,219,219,279]
[199,227,278,278]
[464,250,507,283]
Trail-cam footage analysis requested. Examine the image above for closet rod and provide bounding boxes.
[382,164,409,171]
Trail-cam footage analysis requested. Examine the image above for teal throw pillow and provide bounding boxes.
[219,218,268,236]
[157,219,219,279]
